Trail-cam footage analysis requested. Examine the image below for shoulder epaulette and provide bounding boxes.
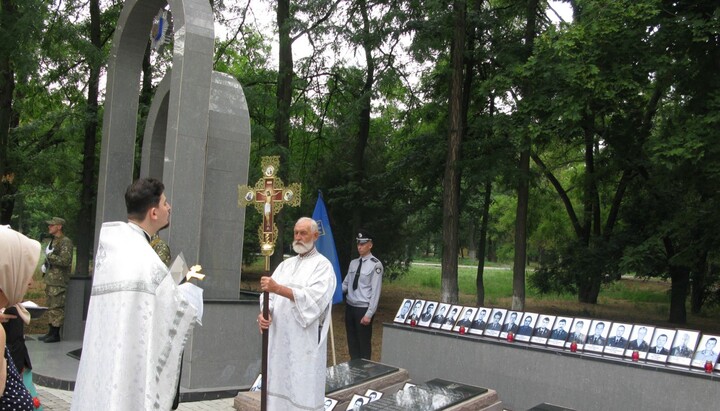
[370,257,379,263]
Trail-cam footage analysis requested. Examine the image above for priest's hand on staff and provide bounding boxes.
[257,312,272,334]
[259,276,278,293]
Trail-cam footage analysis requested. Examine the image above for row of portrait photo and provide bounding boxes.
[393,298,720,372]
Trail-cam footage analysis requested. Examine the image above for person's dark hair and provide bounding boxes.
[125,178,165,220]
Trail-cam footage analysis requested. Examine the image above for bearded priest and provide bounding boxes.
[257,217,336,411]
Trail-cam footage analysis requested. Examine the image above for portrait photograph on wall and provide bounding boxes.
[584,320,612,353]
[515,312,538,342]
[405,299,426,324]
[499,310,522,339]
[530,315,555,345]
[430,303,451,329]
[691,334,720,369]
[603,322,631,356]
[417,301,438,327]
[547,316,573,347]
[394,299,414,323]
[483,308,507,337]
[647,328,676,363]
[565,318,591,350]
[469,307,490,336]
[440,305,463,330]
[623,325,655,360]
[667,329,699,366]
[453,307,477,332]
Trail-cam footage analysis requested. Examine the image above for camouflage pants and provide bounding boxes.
[45,285,66,327]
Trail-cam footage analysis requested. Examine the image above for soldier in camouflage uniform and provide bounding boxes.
[40,216,73,343]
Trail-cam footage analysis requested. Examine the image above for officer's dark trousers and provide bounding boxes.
[345,304,373,360]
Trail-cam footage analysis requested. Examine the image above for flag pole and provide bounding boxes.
[330,319,337,366]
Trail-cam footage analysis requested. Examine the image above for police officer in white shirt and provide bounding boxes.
[342,229,383,360]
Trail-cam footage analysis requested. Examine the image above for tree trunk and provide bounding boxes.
[690,251,708,314]
[441,0,466,304]
[511,0,539,311]
[270,0,293,270]
[350,0,374,237]
[577,278,601,304]
[475,181,492,306]
[75,0,102,276]
[663,237,687,324]
[0,0,17,224]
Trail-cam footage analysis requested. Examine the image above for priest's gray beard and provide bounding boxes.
[293,239,313,254]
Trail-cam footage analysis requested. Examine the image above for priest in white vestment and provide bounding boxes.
[72,178,200,410]
[258,217,336,411]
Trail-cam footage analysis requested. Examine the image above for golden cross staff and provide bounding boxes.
[238,156,300,411]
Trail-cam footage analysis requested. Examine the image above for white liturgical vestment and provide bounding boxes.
[72,222,199,410]
[262,248,336,411]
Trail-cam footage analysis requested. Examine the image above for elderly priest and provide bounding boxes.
[258,217,336,411]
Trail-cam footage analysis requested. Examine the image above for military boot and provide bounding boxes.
[43,326,61,343]
[38,326,53,342]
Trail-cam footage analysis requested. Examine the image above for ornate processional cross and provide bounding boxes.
[238,156,301,267]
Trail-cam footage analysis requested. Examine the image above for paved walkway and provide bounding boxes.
[36,385,235,410]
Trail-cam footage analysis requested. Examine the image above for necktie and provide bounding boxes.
[352,258,363,290]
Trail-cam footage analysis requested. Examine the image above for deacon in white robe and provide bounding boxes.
[73,177,200,410]
[259,217,336,411]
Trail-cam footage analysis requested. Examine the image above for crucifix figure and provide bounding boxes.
[239,156,301,262]
[238,155,301,411]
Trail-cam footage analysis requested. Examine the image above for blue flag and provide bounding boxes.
[312,191,344,304]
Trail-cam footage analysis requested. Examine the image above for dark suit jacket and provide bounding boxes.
[431,314,445,324]
[470,320,486,330]
[420,312,432,322]
[607,336,627,348]
[649,346,669,355]
[587,335,606,345]
[550,329,568,340]
[628,340,649,351]
[517,325,533,336]
[457,319,472,327]
[502,323,518,333]
[486,322,502,331]
[534,327,550,338]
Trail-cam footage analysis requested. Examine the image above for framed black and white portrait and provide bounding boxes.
[417,301,438,327]
[393,299,414,323]
[623,325,655,360]
[515,312,537,342]
[565,318,591,350]
[603,322,631,356]
[667,329,699,366]
[440,305,463,330]
[584,320,611,353]
[547,316,573,347]
[531,315,556,345]
[430,303,451,329]
[405,299,426,325]
[469,307,490,336]
[647,328,676,363]
[483,308,507,337]
[691,334,720,369]
[499,311,522,339]
[453,307,477,332]
[249,374,262,392]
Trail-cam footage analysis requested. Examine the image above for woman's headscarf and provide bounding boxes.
[0,226,40,307]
